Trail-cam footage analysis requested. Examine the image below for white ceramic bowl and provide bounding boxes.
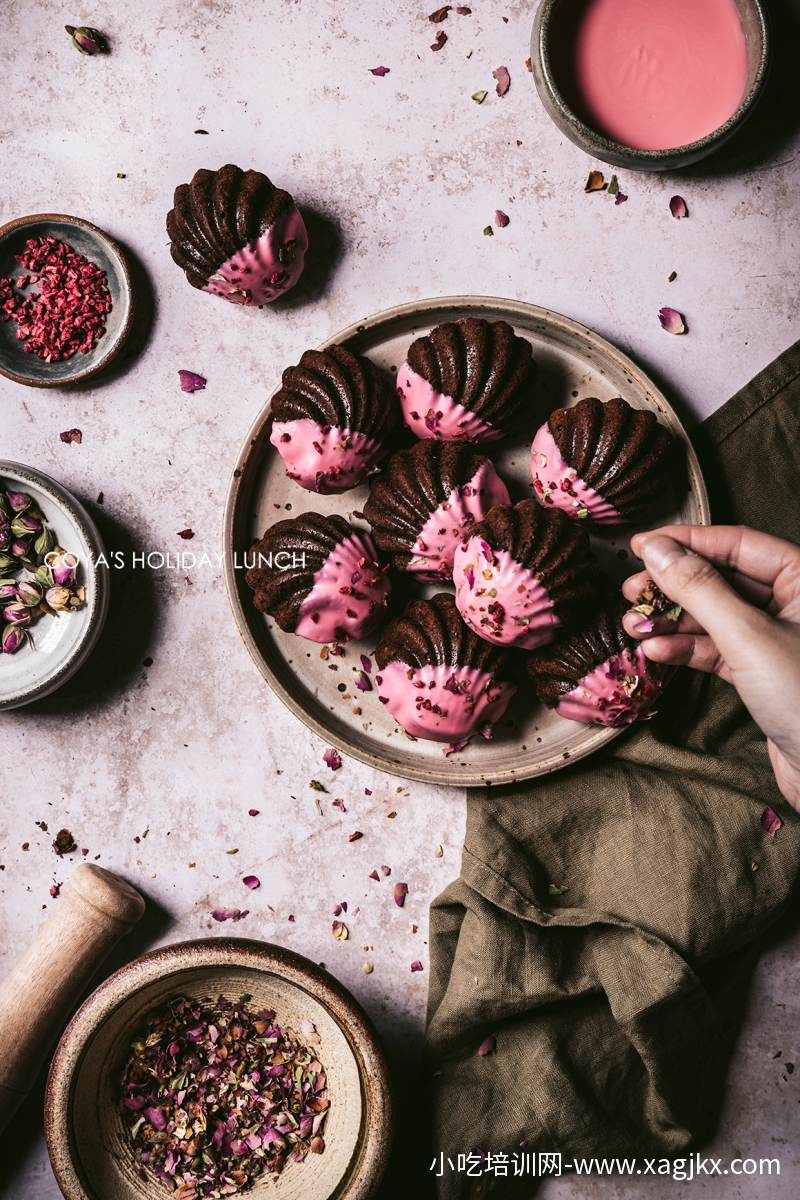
[0,461,109,709]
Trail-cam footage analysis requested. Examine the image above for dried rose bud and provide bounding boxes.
[1,623,25,654]
[2,602,31,626]
[0,553,16,572]
[17,580,43,606]
[0,523,10,552]
[5,491,31,514]
[33,526,54,556]
[46,550,78,587]
[0,584,19,599]
[10,538,30,559]
[45,586,73,611]
[65,25,107,55]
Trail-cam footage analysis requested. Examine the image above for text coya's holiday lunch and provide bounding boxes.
[87,550,306,571]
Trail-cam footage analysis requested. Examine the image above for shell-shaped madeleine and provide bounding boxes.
[375,592,513,676]
[271,345,401,442]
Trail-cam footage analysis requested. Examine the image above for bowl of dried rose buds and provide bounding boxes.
[0,213,134,387]
[45,938,393,1200]
[0,461,109,709]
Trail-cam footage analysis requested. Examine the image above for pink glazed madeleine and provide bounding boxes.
[530,396,676,524]
[363,439,510,582]
[244,512,391,644]
[453,499,599,651]
[397,317,537,442]
[526,585,663,726]
[374,593,516,743]
[167,164,308,305]
[270,344,402,494]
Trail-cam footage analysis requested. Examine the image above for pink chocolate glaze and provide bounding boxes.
[406,461,510,581]
[453,537,558,650]
[397,363,500,442]
[295,533,390,643]
[530,423,623,524]
[271,418,383,494]
[554,643,661,726]
[375,661,515,742]
[202,205,308,306]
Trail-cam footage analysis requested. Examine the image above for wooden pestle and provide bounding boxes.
[0,862,145,1132]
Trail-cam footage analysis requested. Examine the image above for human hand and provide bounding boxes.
[621,526,800,814]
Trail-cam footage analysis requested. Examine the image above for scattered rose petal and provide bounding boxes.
[394,882,409,907]
[349,831,363,842]
[410,960,423,972]
[444,737,469,756]
[457,5,472,12]
[178,369,206,392]
[242,875,260,889]
[323,748,342,770]
[332,798,346,812]
[331,903,342,916]
[584,170,605,193]
[429,4,451,19]
[761,807,783,837]
[364,787,372,795]
[549,883,569,895]
[248,809,259,816]
[352,906,359,915]
[360,654,372,673]
[435,845,443,857]
[479,723,493,739]
[525,57,532,71]
[354,670,372,692]
[210,907,249,922]
[615,192,628,206]
[59,428,82,444]
[288,914,295,921]
[369,66,390,76]
[81,847,89,857]
[332,920,348,940]
[492,65,510,96]
[177,528,194,539]
[387,811,397,818]
[369,870,380,881]
[472,90,487,104]
[49,883,60,898]
[431,30,447,50]
[658,307,686,335]
[478,1035,496,1056]
[494,210,509,228]
[670,195,688,219]
[340,901,348,913]
[300,1019,321,1044]
[380,864,391,876]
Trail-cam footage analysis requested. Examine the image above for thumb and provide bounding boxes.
[638,534,769,661]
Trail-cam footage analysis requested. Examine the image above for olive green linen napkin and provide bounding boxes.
[425,340,800,1196]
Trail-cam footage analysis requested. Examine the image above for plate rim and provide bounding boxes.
[0,212,136,388]
[223,295,710,788]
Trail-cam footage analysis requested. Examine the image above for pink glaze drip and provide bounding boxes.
[555,643,661,726]
[202,205,308,305]
[375,661,515,742]
[271,418,383,494]
[530,423,622,524]
[396,363,500,442]
[453,538,558,650]
[552,0,749,152]
[406,461,510,581]
[295,533,390,643]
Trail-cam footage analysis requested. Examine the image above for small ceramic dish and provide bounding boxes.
[531,0,770,170]
[0,213,134,387]
[0,461,109,710]
[45,938,393,1200]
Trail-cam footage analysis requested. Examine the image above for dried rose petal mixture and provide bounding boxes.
[0,235,112,362]
[119,996,329,1196]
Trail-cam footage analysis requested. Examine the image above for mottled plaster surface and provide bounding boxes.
[2,1,800,1196]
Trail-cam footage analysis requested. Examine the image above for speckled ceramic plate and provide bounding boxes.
[0,462,109,709]
[224,297,710,788]
[0,214,134,387]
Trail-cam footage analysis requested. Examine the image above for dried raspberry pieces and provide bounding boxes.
[0,235,112,362]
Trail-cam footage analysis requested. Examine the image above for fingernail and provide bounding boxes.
[630,617,654,634]
[640,535,687,573]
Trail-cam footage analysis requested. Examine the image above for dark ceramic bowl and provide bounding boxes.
[0,214,134,387]
[531,0,771,171]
